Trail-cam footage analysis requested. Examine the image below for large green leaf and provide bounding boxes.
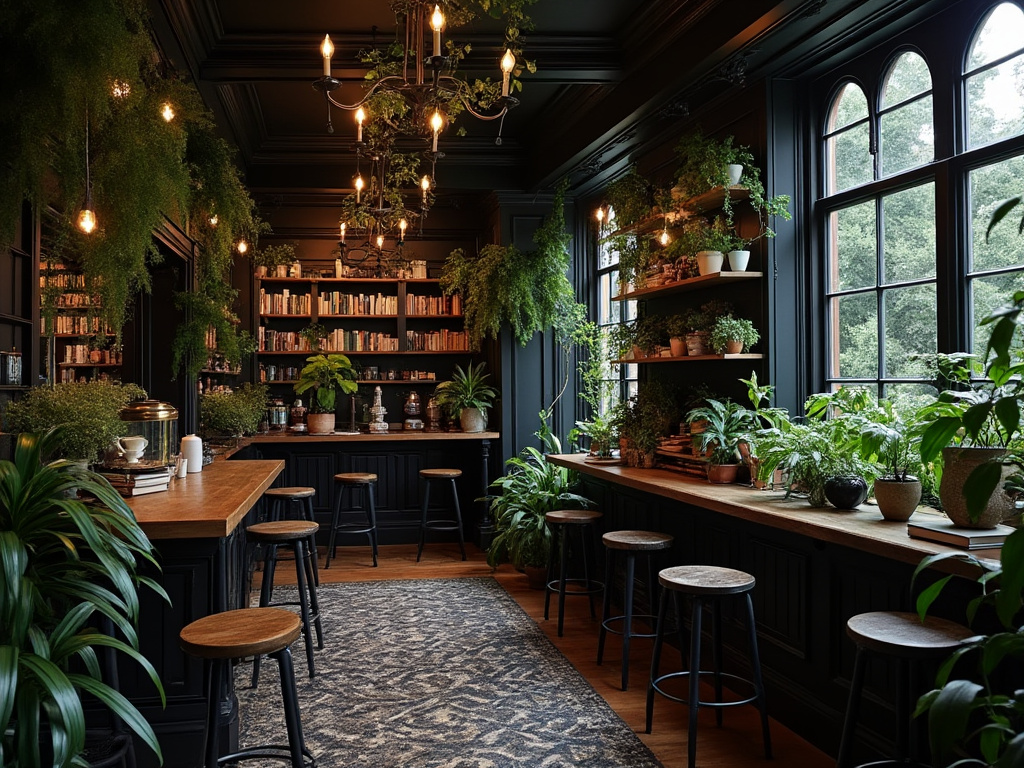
[928,679,984,762]
[964,460,1005,522]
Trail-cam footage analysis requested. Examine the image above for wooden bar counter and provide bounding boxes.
[546,453,992,764]
[123,459,284,768]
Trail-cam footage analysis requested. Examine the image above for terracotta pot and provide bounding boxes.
[685,332,709,356]
[669,337,687,357]
[255,265,268,277]
[707,463,740,484]
[724,339,744,354]
[873,478,922,522]
[460,407,486,433]
[824,475,869,509]
[274,264,288,278]
[939,446,1016,528]
[306,412,336,435]
[727,249,750,271]
[696,250,724,276]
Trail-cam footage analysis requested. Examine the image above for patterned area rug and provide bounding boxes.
[236,577,663,767]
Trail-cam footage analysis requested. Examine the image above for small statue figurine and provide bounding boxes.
[369,385,389,433]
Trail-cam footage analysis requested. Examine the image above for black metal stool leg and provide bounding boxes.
[416,480,431,562]
[688,595,704,768]
[744,593,772,759]
[646,587,669,734]
[271,646,309,768]
[713,598,724,727]
[544,524,557,621]
[621,552,636,691]
[302,497,319,585]
[367,483,379,566]
[837,646,867,768]
[303,539,324,650]
[252,545,277,688]
[580,525,597,620]
[556,521,570,637]
[293,538,316,677]
[325,484,344,569]
[597,547,614,666]
[449,478,467,561]
[204,660,223,768]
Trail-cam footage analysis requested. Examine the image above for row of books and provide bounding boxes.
[51,315,114,335]
[406,294,462,316]
[259,289,312,316]
[318,292,399,316]
[62,346,123,365]
[98,467,172,497]
[325,330,400,352]
[40,272,87,290]
[257,329,318,352]
[56,293,101,308]
[405,329,469,351]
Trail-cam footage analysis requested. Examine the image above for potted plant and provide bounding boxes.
[486,426,594,587]
[686,398,759,484]
[674,130,748,200]
[2,381,147,464]
[694,217,737,276]
[614,382,677,468]
[433,361,499,433]
[860,400,925,521]
[683,300,734,357]
[200,382,269,438]
[294,353,359,434]
[710,315,760,354]
[575,411,618,458]
[917,351,1022,528]
[664,314,690,357]
[251,243,297,278]
[0,429,166,766]
[299,322,327,352]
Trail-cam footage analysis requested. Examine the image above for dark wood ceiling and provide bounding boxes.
[146,0,904,202]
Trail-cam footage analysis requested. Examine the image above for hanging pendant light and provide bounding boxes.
[77,114,97,235]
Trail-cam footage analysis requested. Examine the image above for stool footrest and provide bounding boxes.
[423,520,460,531]
[601,614,658,639]
[329,523,375,535]
[545,578,604,597]
[217,744,316,767]
[651,670,760,708]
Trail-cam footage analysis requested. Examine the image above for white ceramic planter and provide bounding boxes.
[727,250,750,271]
[696,250,724,276]
[727,164,744,186]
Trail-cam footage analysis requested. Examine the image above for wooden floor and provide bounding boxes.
[265,542,836,768]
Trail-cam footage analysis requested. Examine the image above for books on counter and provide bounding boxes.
[907,518,1014,550]
[98,467,172,497]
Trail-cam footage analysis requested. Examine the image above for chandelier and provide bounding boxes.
[312,1,522,252]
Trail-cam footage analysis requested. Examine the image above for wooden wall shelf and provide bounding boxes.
[614,353,762,364]
[613,271,762,301]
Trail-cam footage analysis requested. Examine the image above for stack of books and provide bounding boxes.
[99,467,172,497]
[907,518,1013,550]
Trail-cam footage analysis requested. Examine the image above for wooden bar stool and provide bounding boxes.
[179,607,315,768]
[246,520,324,686]
[264,486,319,584]
[646,565,772,768]
[598,530,674,690]
[325,472,379,568]
[837,611,973,768]
[416,468,466,562]
[543,509,604,637]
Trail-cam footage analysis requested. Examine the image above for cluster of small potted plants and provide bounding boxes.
[609,300,760,360]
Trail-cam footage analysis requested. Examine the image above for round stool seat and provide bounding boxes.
[659,565,755,596]
[546,509,603,525]
[247,520,320,542]
[846,611,974,659]
[420,468,462,479]
[603,530,673,551]
[180,607,301,660]
[265,486,316,499]
[334,472,377,484]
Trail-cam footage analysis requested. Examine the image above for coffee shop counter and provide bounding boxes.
[545,453,995,763]
[122,459,285,768]
[230,430,501,548]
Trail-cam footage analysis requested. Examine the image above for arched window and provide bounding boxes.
[879,52,934,176]
[824,82,871,194]
[965,2,1024,149]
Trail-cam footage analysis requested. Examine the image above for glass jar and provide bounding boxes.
[268,399,289,431]
[117,400,179,469]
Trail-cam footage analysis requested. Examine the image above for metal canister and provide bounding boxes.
[268,398,289,431]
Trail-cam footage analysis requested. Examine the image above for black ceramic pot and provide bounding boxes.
[824,475,868,510]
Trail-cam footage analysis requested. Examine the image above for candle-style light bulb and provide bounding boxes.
[500,48,515,97]
[236,240,248,254]
[209,214,219,227]
[77,206,97,235]
[321,34,334,77]
[376,234,385,249]
[340,222,346,243]
[161,103,175,122]
[659,229,670,246]
[354,174,364,203]
[430,110,444,153]
[399,219,408,241]
[430,5,444,58]
[596,208,604,223]
[355,107,365,142]
[421,175,431,203]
